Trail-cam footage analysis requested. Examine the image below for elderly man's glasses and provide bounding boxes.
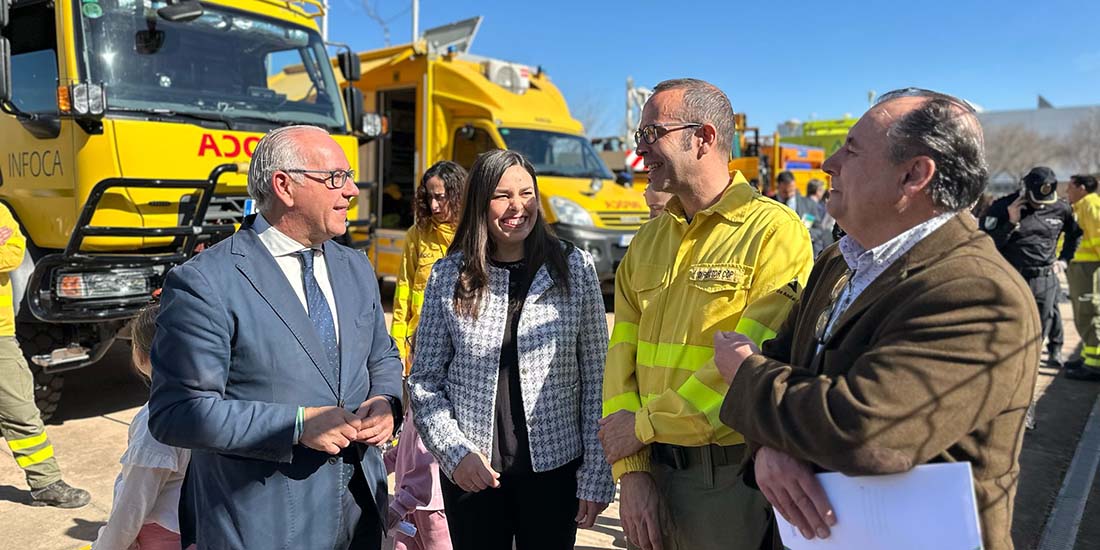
[634,123,703,145]
[282,168,355,190]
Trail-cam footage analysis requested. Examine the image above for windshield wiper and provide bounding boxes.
[108,107,231,129]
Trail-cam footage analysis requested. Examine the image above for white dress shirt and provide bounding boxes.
[253,214,340,343]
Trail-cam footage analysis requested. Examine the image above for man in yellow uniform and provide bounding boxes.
[0,204,90,507]
[1065,174,1100,380]
[598,78,813,550]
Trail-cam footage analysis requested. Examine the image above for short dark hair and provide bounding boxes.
[776,171,796,185]
[652,78,734,154]
[415,161,467,229]
[450,150,570,318]
[130,302,160,384]
[1071,174,1099,193]
[876,88,987,212]
[806,179,824,196]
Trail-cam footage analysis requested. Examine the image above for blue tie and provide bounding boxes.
[298,250,340,392]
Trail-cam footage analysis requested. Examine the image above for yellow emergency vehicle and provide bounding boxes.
[727,113,830,197]
[349,18,648,290]
[0,0,374,417]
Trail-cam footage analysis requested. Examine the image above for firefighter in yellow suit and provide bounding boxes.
[0,203,90,507]
[598,79,813,550]
[1065,174,1100,380]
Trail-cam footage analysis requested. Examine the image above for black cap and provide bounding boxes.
[1024,166,1058,205]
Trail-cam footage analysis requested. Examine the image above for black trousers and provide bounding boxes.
[440,458,580,550]
[1025,271,1061,352]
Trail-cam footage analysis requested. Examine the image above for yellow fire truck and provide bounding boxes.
[0,0,373,417]
[348,18,647,290]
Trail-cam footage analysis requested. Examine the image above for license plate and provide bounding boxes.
[619,234,634,247]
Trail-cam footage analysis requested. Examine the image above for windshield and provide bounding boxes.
[75,1,346,130]
[500,128,614,180]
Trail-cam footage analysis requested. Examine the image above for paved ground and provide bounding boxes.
[2,281,1097,549]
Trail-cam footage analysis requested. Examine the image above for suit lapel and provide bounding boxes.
[232,227,338,399]
[525,262,555,302]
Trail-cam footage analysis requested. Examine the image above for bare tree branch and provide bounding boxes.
[984,124,1058,182]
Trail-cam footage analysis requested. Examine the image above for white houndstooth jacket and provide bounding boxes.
[408,246,614,504]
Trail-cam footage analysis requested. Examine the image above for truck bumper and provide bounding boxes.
[551,224,636,293]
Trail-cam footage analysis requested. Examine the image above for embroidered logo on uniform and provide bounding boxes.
[984,216,998,230]
[1042,183,1054,195]
[688,263,750,284]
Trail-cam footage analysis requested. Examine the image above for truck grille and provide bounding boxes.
[596,211,647,229]
[204,195,250,225]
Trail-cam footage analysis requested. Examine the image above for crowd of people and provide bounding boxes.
[2,77,1089,550]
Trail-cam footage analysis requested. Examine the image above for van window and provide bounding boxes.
[453,126,497,170]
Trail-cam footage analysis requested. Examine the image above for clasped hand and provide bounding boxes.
[300,396,394,455]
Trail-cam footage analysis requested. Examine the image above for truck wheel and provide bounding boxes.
[16,323,67,421]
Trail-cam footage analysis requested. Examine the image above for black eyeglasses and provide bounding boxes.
[282,168,356,190]
[634,122,703,145]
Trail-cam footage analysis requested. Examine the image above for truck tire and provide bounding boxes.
[15,323,67,421]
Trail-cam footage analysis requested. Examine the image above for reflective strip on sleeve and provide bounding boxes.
[7,431,48,452]
[676,373,726,429]
[636,341,714,372]
[602,392,642,416]
[411,290,424,308]
[1086,356,1100,368]
[735,316,777,347]
[395,283,411,300]
[16,445,54,468]
[609,322,639,348]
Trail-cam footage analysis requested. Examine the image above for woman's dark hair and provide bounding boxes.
[450,149,569,318]
[130,302,160,383]
[414,161,468,229]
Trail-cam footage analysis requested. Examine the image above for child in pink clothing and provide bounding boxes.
[387,410,452,550]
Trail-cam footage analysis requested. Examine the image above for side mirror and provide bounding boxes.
[337,49,360,82]
[0,0,9,28]
[157,0,203,22]
[0,38,10,104]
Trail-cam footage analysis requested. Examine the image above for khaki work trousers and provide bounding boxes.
[1069,262,1100,372]
[0,336,61,489]
[638,446,772,550]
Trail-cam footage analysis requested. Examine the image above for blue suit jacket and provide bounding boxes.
[148,219,403,550]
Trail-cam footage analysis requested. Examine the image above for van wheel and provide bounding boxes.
[16,323,67,422]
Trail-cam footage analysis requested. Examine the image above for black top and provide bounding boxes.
[982,192,1080,270]
[490,257,537,475]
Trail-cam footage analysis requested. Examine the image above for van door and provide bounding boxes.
[371,87,417,278]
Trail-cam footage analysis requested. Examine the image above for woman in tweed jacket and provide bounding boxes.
[408,150,614,550]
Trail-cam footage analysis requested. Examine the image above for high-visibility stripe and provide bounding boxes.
[16,445,54,468]
[735,316,776,347]
[1076,251,1100,262]
[7,432,48,452]
[390,322,409,338]
[610,322,639,348]
[676,375,725,428]
[411,290,424,308]
[395,283,411,300]
[603,392,642,416]
[1086,356,1100,368]
[637,340,714,372]
[1085,346,1100,356]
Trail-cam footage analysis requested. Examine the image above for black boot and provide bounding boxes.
[29,480,90,508]
[1065,362,1100,381]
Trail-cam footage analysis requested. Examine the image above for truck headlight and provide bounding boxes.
[548,197,595,227]
[56,267,160,299]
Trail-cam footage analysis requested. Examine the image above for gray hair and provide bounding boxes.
[875,88,987,212]
[652,78,735,154]
[247,125,323,214]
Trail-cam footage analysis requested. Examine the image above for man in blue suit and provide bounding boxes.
[775,170,833,258]
[149,125,403,549]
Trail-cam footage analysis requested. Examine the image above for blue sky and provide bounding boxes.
[325,0,1100,138]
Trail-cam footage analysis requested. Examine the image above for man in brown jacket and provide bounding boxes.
[713,88,1040,550]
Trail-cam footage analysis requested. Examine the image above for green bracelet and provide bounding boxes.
[295,406,305,444]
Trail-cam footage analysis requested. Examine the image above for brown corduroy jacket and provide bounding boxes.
[721,213,1040,550]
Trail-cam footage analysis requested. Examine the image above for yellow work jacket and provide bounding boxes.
[603,177,813,479]
[391,221,455,373]
[0,204,23,337]
[1073,193,1100,262]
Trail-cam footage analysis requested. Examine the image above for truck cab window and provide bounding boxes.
[4,3,59,114]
